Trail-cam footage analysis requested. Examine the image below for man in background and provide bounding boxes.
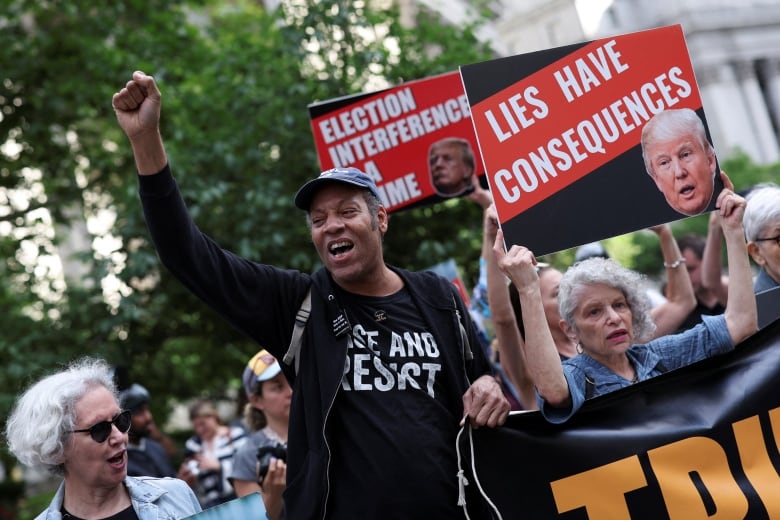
[428,136,475,197]
[120,382,178,478]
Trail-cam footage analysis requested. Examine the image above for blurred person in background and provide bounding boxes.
[673,213,729,332]
[119,382,177,478]
[229,349,291,520]
[178,399,247,509]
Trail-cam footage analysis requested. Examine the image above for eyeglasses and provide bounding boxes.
[69,410,132,443]
[755,235,780,246]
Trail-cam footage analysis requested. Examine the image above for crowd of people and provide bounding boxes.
[2,69,777,520]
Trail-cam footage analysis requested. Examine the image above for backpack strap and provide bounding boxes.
[282,278,476,374]
[283,288,312,375]
[453,296,474,362]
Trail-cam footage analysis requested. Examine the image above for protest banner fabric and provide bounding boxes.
[457,319,780,519]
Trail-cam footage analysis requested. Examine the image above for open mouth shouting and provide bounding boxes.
[329,240,354,258]
[108,449,126,468]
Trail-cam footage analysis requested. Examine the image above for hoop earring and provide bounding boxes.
[576,343,583,354]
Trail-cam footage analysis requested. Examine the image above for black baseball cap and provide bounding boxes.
[118,383,150,412]
[294,167,381,211]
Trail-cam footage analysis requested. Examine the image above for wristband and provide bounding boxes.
[664,258,686,269]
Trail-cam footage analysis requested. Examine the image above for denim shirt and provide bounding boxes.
[755,267,779,293]
[541,314,733,424]
[36,476,202,520]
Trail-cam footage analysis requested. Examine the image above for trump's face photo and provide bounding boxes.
[641,108,717,217]
[428,137,475,198]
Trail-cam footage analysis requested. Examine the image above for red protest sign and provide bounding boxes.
[461,25,722,256]
[308,71,485,213]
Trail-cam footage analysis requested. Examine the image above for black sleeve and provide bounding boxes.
[137,165,311,360]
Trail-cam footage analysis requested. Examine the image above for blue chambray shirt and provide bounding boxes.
[540,314,733,424]
[36,476,202,520]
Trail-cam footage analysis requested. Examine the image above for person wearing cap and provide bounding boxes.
[119,383,178,479]
[229,350,291,520]
[573,241,609,264]
[114,71,509,519]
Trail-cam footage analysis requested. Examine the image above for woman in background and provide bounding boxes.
[5,357,201,520]
[178,399,246,509]
[229,349,291,520]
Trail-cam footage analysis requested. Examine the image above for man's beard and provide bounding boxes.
[129,425,151,443]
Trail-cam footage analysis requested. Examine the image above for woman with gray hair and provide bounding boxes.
[493,173,757,423]
[5,357,202,520]
[743,182,780,292]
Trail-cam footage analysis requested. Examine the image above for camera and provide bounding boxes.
[256,441,287,483]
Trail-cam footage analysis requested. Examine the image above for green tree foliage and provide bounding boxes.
[0,0,496,452]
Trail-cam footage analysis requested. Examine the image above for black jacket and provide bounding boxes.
[139,166,491,519]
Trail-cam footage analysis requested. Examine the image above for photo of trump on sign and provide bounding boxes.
[459,24,723,256]
[641,108,718,217]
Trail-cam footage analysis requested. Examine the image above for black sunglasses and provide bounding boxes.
[70,410,132,443]
[755,234,780,247]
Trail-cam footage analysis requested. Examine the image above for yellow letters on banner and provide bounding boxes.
[732,407,780,517]
[550,407,780,518]
[550,457,647,518]
[649,437,748,519]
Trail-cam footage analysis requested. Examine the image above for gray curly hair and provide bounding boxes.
[558,257,657,343]
[5,357,118,476]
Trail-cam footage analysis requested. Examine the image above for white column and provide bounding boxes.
[734,60,780,163]
[697,63,758,161]
[759,58,780,141]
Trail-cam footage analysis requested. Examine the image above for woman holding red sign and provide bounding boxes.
[493,172,757,423]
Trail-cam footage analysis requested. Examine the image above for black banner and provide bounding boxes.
[458,318,780,519]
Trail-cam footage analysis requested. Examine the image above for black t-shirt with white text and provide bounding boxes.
[325,287,465,519]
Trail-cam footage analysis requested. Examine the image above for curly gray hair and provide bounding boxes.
[558,257,657,343]
[5,357,118,475]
